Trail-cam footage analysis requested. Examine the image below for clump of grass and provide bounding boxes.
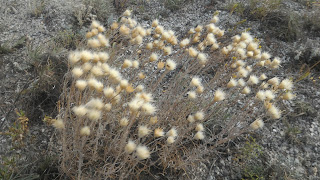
[54,10,295,178]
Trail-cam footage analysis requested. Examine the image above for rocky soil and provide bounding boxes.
[0,0,319,179]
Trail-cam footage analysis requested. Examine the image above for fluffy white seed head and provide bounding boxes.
[152,19,159,27]
[123,9,131,17]
[238,78,246,87]
[80,50,93,62]
[104,87,115,98]
[197,53,208,65]
[149,116,157,125]
[149,53,158,62]
[261,52,271,60]
[72,105,88,117]
[238,68,249,78]
[256,90,266,101]
[75,80,87,91]
[109,69,122,83]
[259,74,267,81]
[267,77,280,86]
[167,136,175,144]
[278,79,293,90]
[69,51,81,65]
[87,110,101,121]
[241,86,251,95]
[72,67,84,78]
[194,131,205,140]
[154,128,164,137]
[53,119,65,129]
[187,115,195,123]
[120,79,129,89]
[267,105,281,119]
[214,89,226,102]
[82,63,93,72]
[141,103,156,115]
[80,126,91,136]
[88,38,101,48]
[138,125,150,138]
[165,59,177,71]
[122,59,132,69]
[195,123,204,131]
[180,38,190,47]
[194,111,205,121]
[190,77,202,87]
[227,78,237,88]
[132,60,139,68]
[125,140,136,154]
[196,86,204,94]
[188,47,198,58]
[120,118,129,127]
[271,57,281,69]
[250,118,264,130]
[88,78,103,91]
[283,92,295,100]
[167,128,177,137]
[188,91,197,99]
[136,145,150,160]
[265,90,275,100]
[91,66,104,76]
[247,75,259,85]
[104,103,112,111]
[128,98,143,112]
[86,98,104,110]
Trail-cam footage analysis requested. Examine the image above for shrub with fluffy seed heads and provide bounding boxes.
[238,78,246,87]
[196,86,204,94]
[104,103,112,111]
[123,9,131,17]
[180,38,190,47]
[122,59,132,69]
[88,39,101,48]
[69,51,81,65]
[136,145,150,160]
[197,53,208,65]
[238,68,249,78]
[120,25,130,35]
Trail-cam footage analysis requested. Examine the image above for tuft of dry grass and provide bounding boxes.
[54,10,295,179]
